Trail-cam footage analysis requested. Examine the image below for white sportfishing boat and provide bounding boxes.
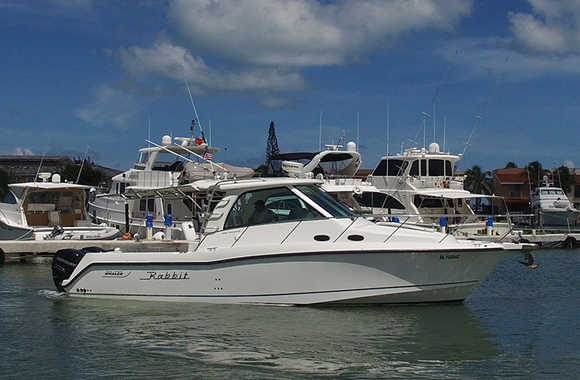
[277,142,512,240]
[531,176,579,227]
[52,177,516,305]
[0,173,119,240]
[88,134,254,239]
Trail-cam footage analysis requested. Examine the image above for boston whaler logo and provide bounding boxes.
[103,271,131,278]
[140,271,190,281]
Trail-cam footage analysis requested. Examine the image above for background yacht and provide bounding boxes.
[531,176,579,227]
[88,135,253,239]
[276,142,511,239]
[0,173,118,240]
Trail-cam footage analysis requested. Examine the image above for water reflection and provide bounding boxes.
[47,297,498,378]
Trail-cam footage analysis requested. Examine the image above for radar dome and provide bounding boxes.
[51,174,61,183]
[428,142,440,153]
[162,135,172,146]
[346,141,357,152]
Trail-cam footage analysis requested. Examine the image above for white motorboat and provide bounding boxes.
[531,176,579,227]
[277,142,512,240]
[52,177,514,305]
[88,135,254,239]
[0,173,119,240]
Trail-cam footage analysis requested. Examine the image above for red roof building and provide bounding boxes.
[492,168,531,212]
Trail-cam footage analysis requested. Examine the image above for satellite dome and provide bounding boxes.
[162,135,172,146]
[346,141,357,152]
[428,142,440,153]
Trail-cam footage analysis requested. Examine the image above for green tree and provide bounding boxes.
[61,157,105,186]
[505,162,517,168]
[464,165,492,194]
[553,166,576,193]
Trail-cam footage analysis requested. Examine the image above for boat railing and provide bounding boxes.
[370,212,536,237]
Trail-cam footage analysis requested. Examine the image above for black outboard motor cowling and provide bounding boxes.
[52,247,105,292]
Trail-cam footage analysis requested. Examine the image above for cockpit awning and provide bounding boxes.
[415,190,503,200]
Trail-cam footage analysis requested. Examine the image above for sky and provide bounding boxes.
[1,0,580,172]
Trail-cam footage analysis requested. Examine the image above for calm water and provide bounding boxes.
[1,250,579,379]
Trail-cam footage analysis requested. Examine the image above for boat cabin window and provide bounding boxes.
[428,159,445,176]
[354,192,405,210]
[114,182,126,194]
[139,199,146,211]
[134,152,148,169]
[151,152,185,171]
[1,191,17,204]
[295,185,356,218]
[372,159,408,176]
[147,199,155,212]
[413,196,445,208]
[445,161,452,176]
[540,189,565,195]
[224,187,322,229]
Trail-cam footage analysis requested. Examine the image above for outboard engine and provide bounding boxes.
[51,247,105,292]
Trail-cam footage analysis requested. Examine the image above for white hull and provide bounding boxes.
[61,248,503,305]
[537,209,578,227]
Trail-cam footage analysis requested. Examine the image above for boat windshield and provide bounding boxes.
[295,185,356,219]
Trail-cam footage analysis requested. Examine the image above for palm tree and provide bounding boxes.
[553,166,575,193]
[526,161,546,189]
[464,165,492,194]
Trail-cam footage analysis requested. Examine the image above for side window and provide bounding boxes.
[139,199,146,211]
[147,198,155,212]
[420,159,427,176]
[1,191,17,205]
[410,160,419,176]
[428,159,444,176]
[224,187,322,229]
[119,182,126,194]
[445,161,452,177]
[354,192,405,210]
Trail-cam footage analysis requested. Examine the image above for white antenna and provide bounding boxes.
[443,116,447,152]
[433,102,436,143]
[147,117,151,149]
[319,111,323,151]
[421,112,431,149]
[184,79,204,138]
[209,119,212,146]
[34,153,46,182]
[386,102,390,156]
[356,112,360,152]
[462,114,482,156]
[76,146,89,184]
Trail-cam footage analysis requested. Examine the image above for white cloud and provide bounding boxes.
[75,85,141,129]
[118,42,306,93]
[510,0,580,54]
[13,147,34,156]
[439,37,580,80]
[168,0,472,66]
